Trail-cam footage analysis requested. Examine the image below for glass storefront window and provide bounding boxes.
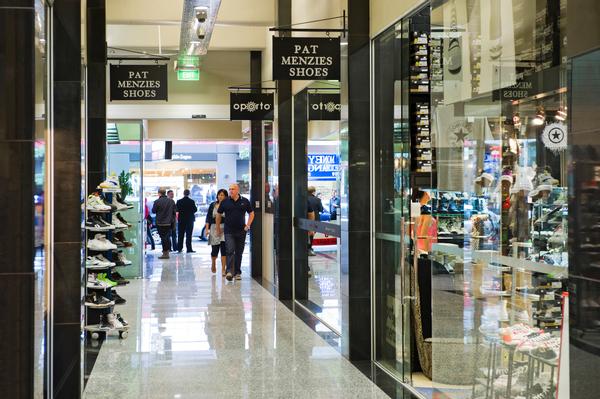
[429,0,569,397]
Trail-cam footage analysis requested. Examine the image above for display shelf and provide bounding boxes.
[431,244,568,277]
[84,301,115,309]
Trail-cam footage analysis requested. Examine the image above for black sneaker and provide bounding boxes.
[85,292,113,307]
[113,291,126,305]
[226,272,233,281]
[99,315,111,330]
[111,271,129,285]
[116,213,132,227]
[116,194,133,208]
[116,313,129,327]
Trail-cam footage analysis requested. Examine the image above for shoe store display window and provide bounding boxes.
[427,0,569,398]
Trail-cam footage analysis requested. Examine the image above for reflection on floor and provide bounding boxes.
[83,245,389,399]
[307,245,342,333]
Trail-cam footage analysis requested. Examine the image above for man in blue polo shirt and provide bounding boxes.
[216,183,254,281]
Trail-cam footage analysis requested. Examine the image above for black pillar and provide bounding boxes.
[0,1,35,396]
[293,90,309,300]
[250,50,264,280]
[53,0,82,397]
[87,0,106,190]
[346,0,371,361]
[275,0,294,300]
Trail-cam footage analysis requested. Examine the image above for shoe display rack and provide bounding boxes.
[84,183,132,340]
[410,28,434,176]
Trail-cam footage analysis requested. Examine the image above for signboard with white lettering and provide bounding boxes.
[493,76,537,101]
[273,37,340,80]
[230,93,274,121]
[307,154,340,181]
[308,93,341,120]
[110,64,168,101]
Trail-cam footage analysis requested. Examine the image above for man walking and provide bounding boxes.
[176,189,198,253]
[152,188,176,259]
[167,190,178,252]
[307,186,323,256]
[216,184,254,281]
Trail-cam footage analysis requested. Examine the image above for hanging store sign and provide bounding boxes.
[308,93,341,120]
[308,154,340,181]
[110,64,168,101]
[272,37,340,80]
[230,93,274,121]
[541,123,568,152]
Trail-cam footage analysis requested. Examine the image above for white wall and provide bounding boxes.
[370,0,427,37]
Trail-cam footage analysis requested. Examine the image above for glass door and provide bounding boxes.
[373,20,413,383]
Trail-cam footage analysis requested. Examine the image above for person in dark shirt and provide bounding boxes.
[152,188,176,259]
[216,183,254,281]
[329,190,340,221]
[167,190,178,253]
[307,186,323,256]
[176,189,198,253]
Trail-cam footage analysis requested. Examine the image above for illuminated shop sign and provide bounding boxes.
[308,93,341,120]
[110,64,168,101]
[273,37,340,80]
[308,154,340,181]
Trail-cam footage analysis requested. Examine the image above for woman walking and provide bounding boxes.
[205,189,227,275]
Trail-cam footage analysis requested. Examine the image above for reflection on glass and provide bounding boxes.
[429,0,568,397]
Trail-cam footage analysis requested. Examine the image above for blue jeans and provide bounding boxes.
[225,231,246,275]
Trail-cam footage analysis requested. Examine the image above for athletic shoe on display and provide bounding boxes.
[500,324,542,345]
[87,234,117,251]
[116,194,134,209]
[116,313,129,327]
[85,218,111,231]
[87,274,111,289]
[91,216,115,230]
[516,332,553,352]
[86,256,109,270]
[98,175,120,190]
[112,218,128,229]
[99,315,111,330]
[99,194,118,212]
[111,271,129,285]
[84,292,114,308]
[96,273,118,288]
[117,251,132,265]
[113,291,126,305]
[111,195,130,211]
[87,194,111,212]
[115,213,132,227]
[95,254,116,267]
[107,313,124,329]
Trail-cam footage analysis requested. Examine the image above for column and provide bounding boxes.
[53,0,83,397]
[345,0,371,361]
[87,0,106,190]
[250,50,264,279]
[275,0,294,300]
[0,1,35,396]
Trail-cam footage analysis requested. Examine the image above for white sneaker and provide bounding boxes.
[112,218,128,229]
[87,195,111,212]
[98,175,120,190]
[107,313,124,329]
[117,252,132,265]
[87,234,117,251]
[87,273,110,289]
[95,254,116,267]
[111,195,129,211]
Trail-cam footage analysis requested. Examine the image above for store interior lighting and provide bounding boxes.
[179,0,221,58]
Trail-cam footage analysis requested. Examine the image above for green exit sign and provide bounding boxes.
[177,69,200,81]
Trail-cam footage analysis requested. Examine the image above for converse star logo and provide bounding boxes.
[542,123,567,152]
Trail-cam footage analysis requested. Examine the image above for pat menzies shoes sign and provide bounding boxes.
[110,64,168,101]
[272,37,340,80]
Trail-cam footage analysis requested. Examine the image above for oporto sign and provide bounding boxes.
[308,93,341,120]
[230,93,274,121]
[110,64,168,101]
[273,37,340,80]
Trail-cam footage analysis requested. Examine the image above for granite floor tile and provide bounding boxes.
[83,246,388,398]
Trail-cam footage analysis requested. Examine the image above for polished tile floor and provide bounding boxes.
[83,246,389,399]
[307,246,342,333]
